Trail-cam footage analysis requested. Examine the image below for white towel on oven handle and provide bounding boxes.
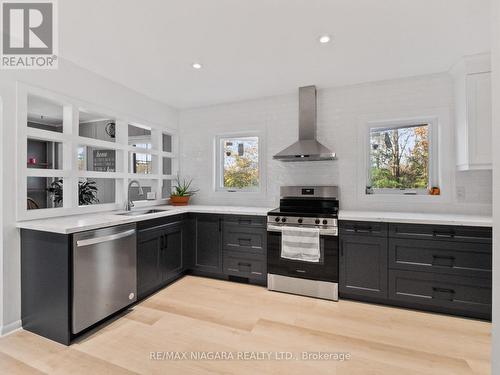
[281,226,320,263]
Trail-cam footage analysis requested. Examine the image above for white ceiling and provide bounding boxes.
[59,0,491,108]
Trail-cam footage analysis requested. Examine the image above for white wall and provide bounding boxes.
[0,59,178,334]
[491,0,500,372]
[180,73,492,215]
[0,98,3,334]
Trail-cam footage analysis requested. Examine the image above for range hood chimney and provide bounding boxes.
[273,86,336,162]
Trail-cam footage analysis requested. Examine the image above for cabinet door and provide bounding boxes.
[194,214,222,273]
[466,72,492,168]
[340,234,388,299]
[161,222,184,281]
[137,228,162,299]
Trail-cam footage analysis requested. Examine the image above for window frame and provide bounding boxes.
[17,84,178,221]
[215,133,262,193]
[365,117,438,195]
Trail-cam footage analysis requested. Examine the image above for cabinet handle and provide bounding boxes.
[432,287,455,294]
[238,238,252,245]
[431,255,455,267]
[295,269,307,273]
[354,226,372,233]
[218,219,222,232]
[433,230,455,238]
[238,262,252,267]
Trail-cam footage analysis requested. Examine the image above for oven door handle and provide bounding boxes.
[267,224,338,237]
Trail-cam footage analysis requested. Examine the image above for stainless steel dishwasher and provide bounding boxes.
[72,224,137,334]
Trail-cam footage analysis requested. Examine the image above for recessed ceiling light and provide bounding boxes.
[192,63,202,69]
[319,35,331,44]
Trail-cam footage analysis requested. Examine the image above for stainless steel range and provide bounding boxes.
[267,186,339,301]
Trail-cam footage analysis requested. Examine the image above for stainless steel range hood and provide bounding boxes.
[273,86,336,162]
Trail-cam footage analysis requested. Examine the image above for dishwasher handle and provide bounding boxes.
[76,229,136,247]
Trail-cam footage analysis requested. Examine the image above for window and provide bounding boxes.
[27,139,62,169]
[27,177,63,210]
[27,95,63,133]
[367,121,434,195]
[19,88,178,220]
[128,124,152,149]
[78,178,116,206]
[130,152,153,174]
[217,136,260,191]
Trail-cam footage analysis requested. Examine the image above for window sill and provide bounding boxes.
[214,189,262,195]
[360,192,447,204]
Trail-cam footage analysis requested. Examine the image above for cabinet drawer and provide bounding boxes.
[223,253,266,280]
[340,221,387,237]
[389,238,492,278]
[388,223,492,243]
[223,224,266,254]
[223,215,266,228]
[388,270,491,319]
[137,214,187,231]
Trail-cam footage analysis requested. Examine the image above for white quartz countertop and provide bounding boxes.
[17,206,493,234]
[16,205,272,234]
[339,210,492,227]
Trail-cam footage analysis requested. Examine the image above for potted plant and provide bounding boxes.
[78,180,100,205]
[170,175,198,206]
[47,179,100,206]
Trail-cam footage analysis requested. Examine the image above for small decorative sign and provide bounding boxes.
[93,149,115,172]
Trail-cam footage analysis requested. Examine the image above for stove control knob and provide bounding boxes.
[298,218,303,224]
[323,220,328,225]
[275,217,280,222]
[315,219,320,225]
[281,217,287,223]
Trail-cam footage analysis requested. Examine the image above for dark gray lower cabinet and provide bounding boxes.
[388,270,491,319]
[137,218,185,299]
[21,230,72,345]
[222,215,267,283]
[193,214,223,274]
[339,234,388,299]
[138,213,267,298]
[339,220,492,320]
[388,238,492,278]
[137,226,163,299]
[162,221,184,277]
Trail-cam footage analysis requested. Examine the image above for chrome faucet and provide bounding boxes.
[126,180,144,211]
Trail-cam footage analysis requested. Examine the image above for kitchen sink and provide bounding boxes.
[116,209,167,216]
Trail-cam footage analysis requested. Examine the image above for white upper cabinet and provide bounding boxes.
[451,53,492,171]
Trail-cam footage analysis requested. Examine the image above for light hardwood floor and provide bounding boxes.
[0,276,491,374]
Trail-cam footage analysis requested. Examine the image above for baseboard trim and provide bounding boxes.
[1,320,22,336]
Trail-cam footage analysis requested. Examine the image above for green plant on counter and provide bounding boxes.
[171,175,199,197]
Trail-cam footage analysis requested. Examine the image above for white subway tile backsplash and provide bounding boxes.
[179,73,492,215]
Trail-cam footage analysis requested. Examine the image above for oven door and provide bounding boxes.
[267,226,339,283]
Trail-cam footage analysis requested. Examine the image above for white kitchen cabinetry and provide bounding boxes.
[451,53,492,171]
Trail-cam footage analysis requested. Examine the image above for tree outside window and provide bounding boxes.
[220,136,259,190]
[368,124,430,192]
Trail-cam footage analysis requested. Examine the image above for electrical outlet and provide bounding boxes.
[146,192,156,200]
[456,186,466,202]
